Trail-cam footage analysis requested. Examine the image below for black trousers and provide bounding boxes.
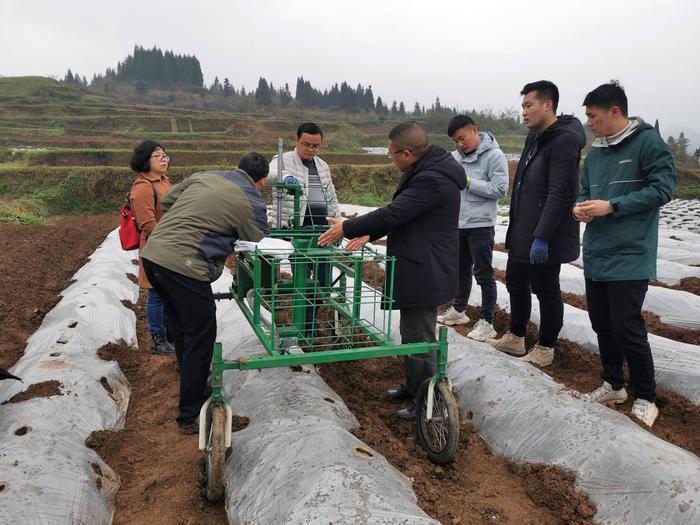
[304,260,329,336]
[453,227,497,322]
[506,259,563,347]
[143,258,217,425]
[585,279,656,402]
[400,307,437,398]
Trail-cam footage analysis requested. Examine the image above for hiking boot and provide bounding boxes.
[467,319,497,342]
[485,332,526,356]
[631,399,659,427]
[386,386,413,402]
[437,306,469,326]
[519,343,554,366]
[396,403,417,421]
[151,333,176,356]
[177,415,200,435]
[586,381,628,405]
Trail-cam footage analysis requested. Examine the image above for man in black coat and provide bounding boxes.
[486,81,586,366]
[319,122,466,419]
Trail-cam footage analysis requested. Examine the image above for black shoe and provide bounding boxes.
[177,416,200,435]
[397,403,417,421]
[151,333,176,356]
[386,386,413,402]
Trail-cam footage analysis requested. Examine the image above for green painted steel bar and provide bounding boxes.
[436,326,448,380]
[231,295,277,355]
[220,340,441,371]
[211,342,225,403]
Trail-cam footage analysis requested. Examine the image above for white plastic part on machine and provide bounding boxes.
[0,229,137,525]
[210,271,439,525]
[444,330,700,525]
[492,250,700,330]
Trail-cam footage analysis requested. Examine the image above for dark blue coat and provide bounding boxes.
[505,115,586,264]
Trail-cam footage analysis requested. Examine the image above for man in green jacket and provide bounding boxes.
[142,152,270,433]
[573,81,676,428]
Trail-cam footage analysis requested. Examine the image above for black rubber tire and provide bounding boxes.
[205,405,228,502]
[416,378,460,464]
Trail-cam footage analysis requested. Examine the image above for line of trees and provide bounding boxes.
[59,45,524,132]
[90,45,204,88]
[205,75,461,119]
[63,69,88,88]
[667,132,700,166]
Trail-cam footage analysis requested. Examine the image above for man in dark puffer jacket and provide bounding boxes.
[487,81,586,367]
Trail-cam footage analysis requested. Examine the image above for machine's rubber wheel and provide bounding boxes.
[416,378,460,464]
[205,404,228,502]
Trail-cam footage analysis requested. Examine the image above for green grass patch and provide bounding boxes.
[675,167,700,199]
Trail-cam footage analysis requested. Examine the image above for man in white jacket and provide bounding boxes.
[267,122,340,228]
[437,115,509,341]
[267,122,340,337]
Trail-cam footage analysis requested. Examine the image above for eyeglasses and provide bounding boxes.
[151,154,170,162]
[300,141,321,150]
[387,148,409,159]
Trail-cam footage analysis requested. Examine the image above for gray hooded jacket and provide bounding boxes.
[451,132,509,228]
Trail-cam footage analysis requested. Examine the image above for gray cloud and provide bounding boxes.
[1,0,698,139]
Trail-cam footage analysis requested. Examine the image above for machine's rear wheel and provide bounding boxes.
[416,379,460,464]
[205,405,228,502]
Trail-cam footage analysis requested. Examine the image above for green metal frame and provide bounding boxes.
[207,179,451,404]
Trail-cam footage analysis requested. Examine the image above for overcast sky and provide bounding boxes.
[1,0,698,141]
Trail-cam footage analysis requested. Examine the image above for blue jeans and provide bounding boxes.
[146,288,167,336]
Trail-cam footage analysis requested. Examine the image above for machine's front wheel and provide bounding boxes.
[205,404,228,502]
[416,378,460,464]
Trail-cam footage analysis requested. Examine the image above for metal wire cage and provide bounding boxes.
[233,234,396,355]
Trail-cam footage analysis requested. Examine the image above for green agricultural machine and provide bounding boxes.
[198,140,460,501]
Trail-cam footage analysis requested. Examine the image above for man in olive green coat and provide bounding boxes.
[573,81,676,428]
[142,152,270,433]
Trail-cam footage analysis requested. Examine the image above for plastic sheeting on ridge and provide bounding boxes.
[211,271,438,524]
[0,229,138,525]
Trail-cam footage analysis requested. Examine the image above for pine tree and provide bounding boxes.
[255,77,273,105]
[223,78,233,97]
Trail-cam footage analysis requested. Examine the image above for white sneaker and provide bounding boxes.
[519,344,554,366]
[631,399,659,427]
[437,306,469,326]
[485,332,526,357]
[467,319,497,342]
[586,381,628,405]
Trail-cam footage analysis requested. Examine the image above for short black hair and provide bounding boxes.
[296,122,323,138]
[388,121,429,154]
[582,80,628,117]
[521,80,559,113]
[238,151,269,182]
[130,140,164,173]
[447,115,476,137]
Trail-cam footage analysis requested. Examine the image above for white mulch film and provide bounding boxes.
[0,230,138,525]
[2,194,697,524]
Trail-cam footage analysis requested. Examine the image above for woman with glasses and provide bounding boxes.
[129,140,176,356]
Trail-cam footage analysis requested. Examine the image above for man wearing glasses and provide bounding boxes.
[268,122,340,229]
[268,122,341,337]
[319,122,465,420]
